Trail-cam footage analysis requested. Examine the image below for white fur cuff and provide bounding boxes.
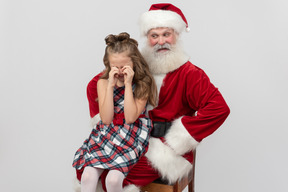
[165,116,199,155]
[90,114,101,128]
[145,138,193,184]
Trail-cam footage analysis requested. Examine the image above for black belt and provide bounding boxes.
[151,121,172,138]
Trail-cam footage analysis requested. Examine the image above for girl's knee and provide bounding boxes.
[81,170,93,184]
[81,167,101,184]
[105,171,124,187]
[106,177,119,187]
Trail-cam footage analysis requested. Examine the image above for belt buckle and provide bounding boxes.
[151,121,170,138]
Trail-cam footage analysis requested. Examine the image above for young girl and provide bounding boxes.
[72,32,157,192]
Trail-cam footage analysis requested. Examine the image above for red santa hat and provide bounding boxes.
[139,3,190,36]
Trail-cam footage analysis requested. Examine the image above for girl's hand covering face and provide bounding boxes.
[122,66,134,85]
[108,66,119,86]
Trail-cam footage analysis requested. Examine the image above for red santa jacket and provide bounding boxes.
[150,61,230,142]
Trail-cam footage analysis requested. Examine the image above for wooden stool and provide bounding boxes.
[140,150,196,192]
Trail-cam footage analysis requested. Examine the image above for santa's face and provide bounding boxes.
[141,29,189,74]
[147,27,177,53]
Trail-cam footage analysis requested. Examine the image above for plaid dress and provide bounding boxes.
[72,85,152,176]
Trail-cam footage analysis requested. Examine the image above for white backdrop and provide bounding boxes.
[1,0,287,192]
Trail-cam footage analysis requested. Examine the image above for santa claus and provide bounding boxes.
[75,3,230,192]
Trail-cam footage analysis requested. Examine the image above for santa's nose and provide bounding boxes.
[158,37,165,45]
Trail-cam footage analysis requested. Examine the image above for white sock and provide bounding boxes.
[81,167,103,192]
[105,170,125,192]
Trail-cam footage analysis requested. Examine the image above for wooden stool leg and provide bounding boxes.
[188,180,193,192]
[173,181,180,192]
[189,149,196,192]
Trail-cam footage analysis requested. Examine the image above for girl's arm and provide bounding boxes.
[97,79,114,125]
[124,83,147,124]
[123,66,147,124]
[98,66,121,124]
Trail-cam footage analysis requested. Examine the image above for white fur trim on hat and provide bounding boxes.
[139,10,187,36]
[165,116,199,155]
[145,138,193,184]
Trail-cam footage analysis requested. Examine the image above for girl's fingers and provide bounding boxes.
[108,67,120,85]
[110,67,119,77]
[123,66,134,76]
[122,66,134,85]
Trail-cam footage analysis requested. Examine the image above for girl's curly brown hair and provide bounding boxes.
[101,32,157,107]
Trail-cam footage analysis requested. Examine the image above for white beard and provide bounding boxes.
[141,41,190,74]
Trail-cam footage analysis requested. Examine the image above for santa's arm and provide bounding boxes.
[165,68,230,155]
[184,68,230,141]
[87,71,105,126]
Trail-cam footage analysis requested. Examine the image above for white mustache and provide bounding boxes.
[153,43,171,52]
